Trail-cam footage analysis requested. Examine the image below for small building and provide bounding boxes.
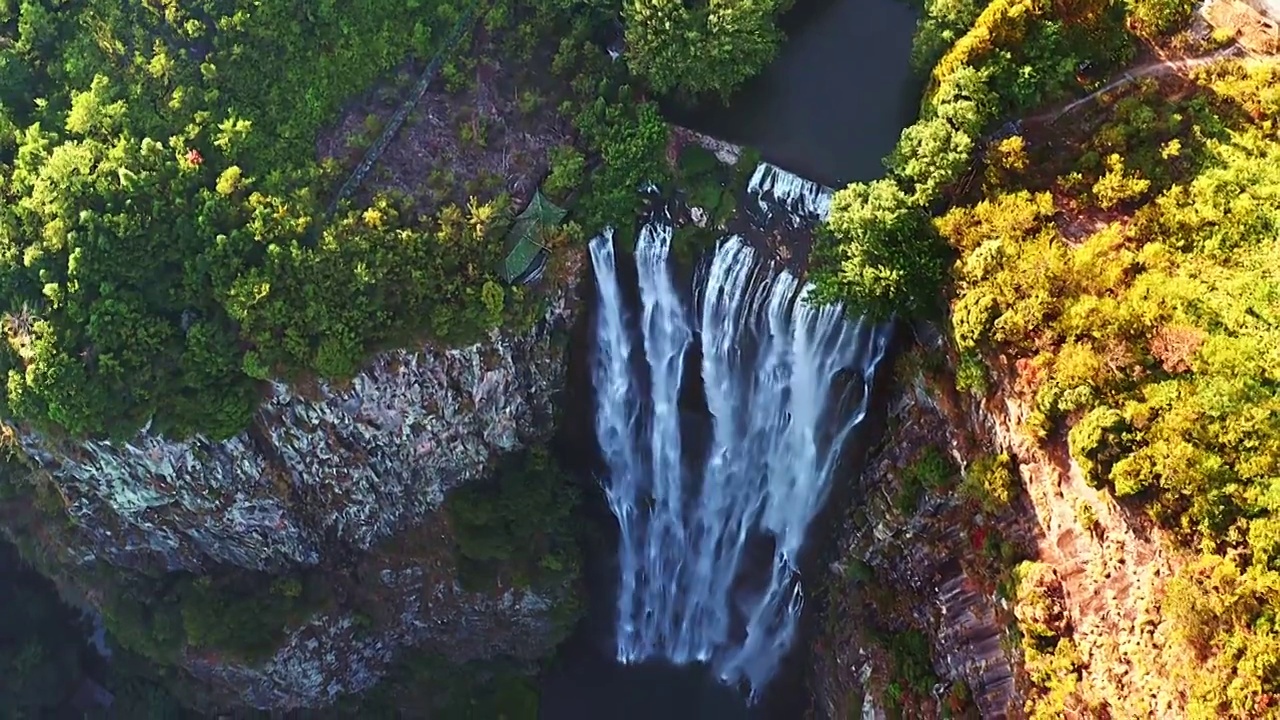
[1204,0,1280,54]
[498,190,567,285]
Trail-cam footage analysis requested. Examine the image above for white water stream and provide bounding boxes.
[588,182,889,696]
[747,162,834,224]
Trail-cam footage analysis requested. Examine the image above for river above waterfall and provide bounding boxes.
[665,0,919,187]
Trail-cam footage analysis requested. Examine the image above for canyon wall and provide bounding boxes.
[2,287,583,709]
[809,328,1184,719]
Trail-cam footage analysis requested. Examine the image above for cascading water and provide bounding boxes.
[747,162,834,225]
[589,203,890,699]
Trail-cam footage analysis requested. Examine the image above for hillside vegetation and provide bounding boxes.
[0,0,506,439]
[948,57,1280,718]
[0,0,778,711]
[0,0,774,441]
[809,0,1280,714]
[15,0,1280,713]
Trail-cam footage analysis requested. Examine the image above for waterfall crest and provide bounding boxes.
[589,218,889,697]
[747,162,835,225]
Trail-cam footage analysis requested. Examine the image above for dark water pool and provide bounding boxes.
[540,660,763,720]
[667,0,920,188]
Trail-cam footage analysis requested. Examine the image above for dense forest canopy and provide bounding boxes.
[0,0,496,440]
[0,0,771,442]
[623,0,785,99]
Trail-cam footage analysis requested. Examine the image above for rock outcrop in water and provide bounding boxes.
[2,290,581,709]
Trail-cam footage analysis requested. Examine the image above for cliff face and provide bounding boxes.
[184,519,571,709]
[809,347,1021,720]
[810,328,1181,719]
[4,289,582,709]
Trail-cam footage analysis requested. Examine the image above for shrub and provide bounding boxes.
[1092,153,1151,209]
[1013,561,1064,638]
[543,145,585,201]
[1067,406,1128,488]
[955,350,989,396]
[959,452,1017,513]
[1074,500,1100,535]
[894,446,958,513]
[446,448,582,591]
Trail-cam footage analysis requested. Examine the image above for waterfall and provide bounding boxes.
[747,162,835,225]
[589,219,889,698]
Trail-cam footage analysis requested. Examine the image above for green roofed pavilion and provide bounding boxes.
[499,190,567,284]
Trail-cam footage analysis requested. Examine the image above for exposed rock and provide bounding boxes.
[13,291,575,573]
[185,516,569,709]
[3,287,581,708]
[809,370,1021,720]
[669,124,745,166]
[811,325,1186,719]
[967,354,1185,718]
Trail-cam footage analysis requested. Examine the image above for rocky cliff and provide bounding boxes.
[810,326,1182,719]
[808,335,1020,720]
[1,287,583,710]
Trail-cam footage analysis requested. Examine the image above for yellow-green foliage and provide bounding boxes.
[0,0,672,440]
[911,0,991,71]
[959,451,1017,513]
[1165,554,1280,718]
[894,445,958,513]
[1012,561,1082,718]
[931,0,1048,87]
[1127,0,1198,39]
[942,61,1280,715]
[810,0,1134,318]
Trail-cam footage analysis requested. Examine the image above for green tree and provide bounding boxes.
[888,116,976,205]
[624,0,782,100]
[810,179,946,319]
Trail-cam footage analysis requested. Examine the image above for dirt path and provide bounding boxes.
[1026,44,1250,126]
